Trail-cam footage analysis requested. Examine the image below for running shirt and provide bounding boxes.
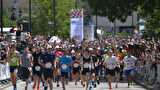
[123,56,137,70]
[40,52,55,71]
[32,52,42,66]
[72,56,79,68]
[92,54,98,67]
[9,53,19,66]
[58,55,72,72]
[21,54,32,68]
[82,56,91,69]
[104,56,117,70]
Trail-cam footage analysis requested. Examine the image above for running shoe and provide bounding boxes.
[13,86,17,90]
[110,88,112,90]
[32,83,36,89]
[128,83,130,88]
[25,86,28,90]
[37,87,40,90]
[57,84,60,87]
[97,80,100,85]
[94,84,97,88]
[89,86,92,90]
[115,84,118,88]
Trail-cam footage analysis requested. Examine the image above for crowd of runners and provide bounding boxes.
[0,32,160,90]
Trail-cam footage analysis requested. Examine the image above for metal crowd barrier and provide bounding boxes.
[134,60,160,90]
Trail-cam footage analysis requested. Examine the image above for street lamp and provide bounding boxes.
[0,0,3,36]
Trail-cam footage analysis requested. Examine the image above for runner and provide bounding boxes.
[7,44,21,90]
[32,46,42,90]
[72,50,81,85]
[104,50,116,90]
[123,51,137,88]
[53,45,62,87]
[58,49,73,90]
[81,50,92,90]
[21,47,33,90]
[113,49,122,88]
[39,47,56,90]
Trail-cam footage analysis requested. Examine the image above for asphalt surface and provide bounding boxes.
[0,81,147,90]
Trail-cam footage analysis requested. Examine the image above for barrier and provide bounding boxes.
[134,60,160,90]
[0,63,10,80]
[0,63,11,86]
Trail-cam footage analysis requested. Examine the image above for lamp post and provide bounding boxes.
[53,0,56,36]
[29,0,31,34]
[1,0,3,36]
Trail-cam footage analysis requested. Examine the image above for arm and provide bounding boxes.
[38,57,45,68]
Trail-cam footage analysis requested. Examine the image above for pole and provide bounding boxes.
[1,0,3,36]
[95,15,98,38]
[29,0,31,34]
[75,0,78,9]
[53,0,56,36]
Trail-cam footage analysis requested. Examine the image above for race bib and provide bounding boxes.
[11,57,17,62]
[35,66,41,71]
[84,63,90,68]
[74,63,79,68]
[45,62,52,68]
[62,64,68,69]
[107,63,114,70]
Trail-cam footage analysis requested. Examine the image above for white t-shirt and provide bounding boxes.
[123,56,137,70]
[104,56,117,70]
[21,32,27,41]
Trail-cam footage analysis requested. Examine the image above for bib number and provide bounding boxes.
[74,63,79,68]
[84,63,90,68]
[45,62,52,68]
[11,57,17,62]
[35,66,41,71]
[62,64,68,69]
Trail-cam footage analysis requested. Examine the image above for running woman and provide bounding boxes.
[72,50,81,85]
[104,50,116,90]
[21,47,33,90]
[39,47,56,90]
[7,44,21,90]
[123,51,137,88]
[81,50,92,90]
[58,49,73,90]
[113,49,122,88]
[32,46,42,90]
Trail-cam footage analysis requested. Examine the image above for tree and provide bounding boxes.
[137,0,160,40]
[32,0,84,37]
[3,9,17,27]
[87,0,143,22]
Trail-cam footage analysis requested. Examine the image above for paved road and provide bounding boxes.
[1,81,146,90]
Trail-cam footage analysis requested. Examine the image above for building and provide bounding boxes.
[82,0,138,34]
[3,0,36,19]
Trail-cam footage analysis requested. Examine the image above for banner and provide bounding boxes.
[70,9,83,42]
[0,63,10,80]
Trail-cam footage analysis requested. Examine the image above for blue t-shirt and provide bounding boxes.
[40,52,55,71]
[58,55,72,72]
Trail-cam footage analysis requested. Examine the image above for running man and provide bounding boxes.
[32,46,42,90]
[7,44,21,90]
[104,50,116,90]
[21,47,33,90]
[58,49,73,90]
[123,51,137,88]
[39,47,56,90]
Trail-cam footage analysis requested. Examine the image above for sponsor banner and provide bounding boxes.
[0,63,10,80]
[70,9,83,42]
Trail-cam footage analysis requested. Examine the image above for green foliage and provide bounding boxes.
[3,9,17,27]
[32,0,84,36]
[87,0,143,22]
[102,33,131,36]
[137,0,160,40]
